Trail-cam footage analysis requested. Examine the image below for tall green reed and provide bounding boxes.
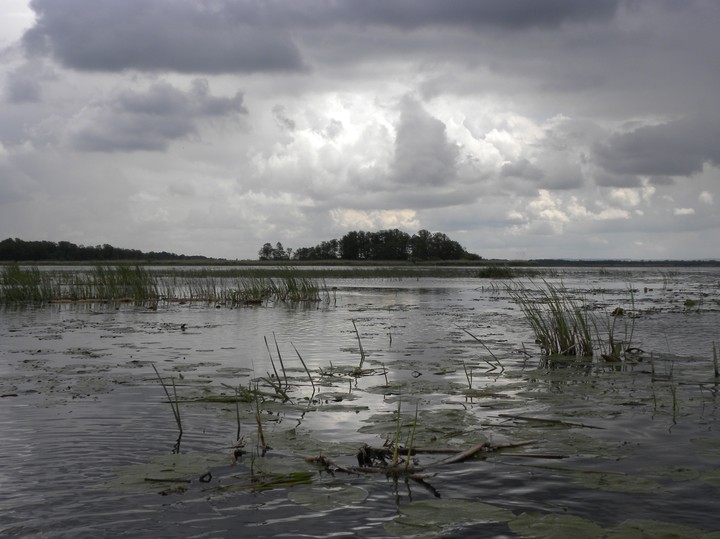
[509,281,595,357]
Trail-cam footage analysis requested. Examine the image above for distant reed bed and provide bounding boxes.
[0,264,328,305]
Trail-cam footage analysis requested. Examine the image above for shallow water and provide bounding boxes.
[1,267,719,538]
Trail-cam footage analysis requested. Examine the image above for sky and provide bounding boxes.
[1,0,719,260]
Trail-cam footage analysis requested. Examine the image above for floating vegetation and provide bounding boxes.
[288,484,368,511]
[509,512,606,539]
[103,452,228,493]
[385,499,514,538]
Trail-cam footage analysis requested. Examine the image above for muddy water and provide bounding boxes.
[1,267,720,538]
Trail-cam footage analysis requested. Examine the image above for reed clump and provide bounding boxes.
[509,281,595,357]
[477,266,514,279]
[0,264,59,302]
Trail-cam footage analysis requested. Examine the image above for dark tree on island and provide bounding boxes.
[261,229,480,262]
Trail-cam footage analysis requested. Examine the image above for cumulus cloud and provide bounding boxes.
[391,97,460,188]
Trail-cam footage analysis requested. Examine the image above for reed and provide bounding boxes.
[352,320,367,371]
[404,403,419,473]
[0,264,59,302]
[292,343,316,395]
[509,281,594,357]
[0,265,329,305]
[151,363,183,451]
[477,266,514,279]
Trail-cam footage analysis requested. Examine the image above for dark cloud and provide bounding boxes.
[325,0,621,30]
[69,79,246,152]
[392,98,459,187]
[23,0,305,73]
[594,116,720,177]
[21,0,622,74]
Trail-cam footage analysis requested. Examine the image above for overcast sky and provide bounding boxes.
[1,0,719,260]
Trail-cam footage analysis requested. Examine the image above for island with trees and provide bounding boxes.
[258,228,481,262]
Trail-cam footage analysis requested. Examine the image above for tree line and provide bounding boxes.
[0,238,208,262]
[258,229,481,261]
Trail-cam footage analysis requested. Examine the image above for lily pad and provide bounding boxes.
[509,512,605,539]
[288,484,368,511]
[570,471,661,493]
[384,498,514,538]
[103,451,228,492]
[699,468,720,487]
[606,518,720,539]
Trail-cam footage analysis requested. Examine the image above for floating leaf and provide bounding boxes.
[102,452,227,492]
[699,468,720,487]
[509,512,604,539]
[384,498,514,537]
[606,518,720,539]
[570,471,661,493]
[288,484,368,511]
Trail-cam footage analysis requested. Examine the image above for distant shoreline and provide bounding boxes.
[2,258,719,268]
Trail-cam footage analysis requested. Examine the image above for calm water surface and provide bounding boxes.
[1,267,719,537]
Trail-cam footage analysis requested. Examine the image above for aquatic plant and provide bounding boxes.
[509,282,596,357]
[151,364,183,452]
[0,264,330,305]
[477,266,514,279]
[0,264,58,302]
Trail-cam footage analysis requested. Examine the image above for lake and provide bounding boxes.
[1,266,719,538]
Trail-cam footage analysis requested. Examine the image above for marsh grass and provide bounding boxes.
[0,264,58,301]
[509,282,599,357]
[477,266,515,279]
[0,264,329,305]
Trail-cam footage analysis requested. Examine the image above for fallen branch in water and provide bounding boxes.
[432,439,538,465]
[498,414,603,429]
[304,439,541,477]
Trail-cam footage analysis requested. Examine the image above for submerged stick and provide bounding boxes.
[498,414,603,429]
[433,439,539,465]
[434,442,491,465]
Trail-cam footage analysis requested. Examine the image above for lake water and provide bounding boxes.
[1,266,719,538]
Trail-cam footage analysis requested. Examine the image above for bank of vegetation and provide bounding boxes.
[0,238,209,262]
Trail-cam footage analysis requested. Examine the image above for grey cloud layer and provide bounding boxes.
[70,80,246,152]
[595,116,720,178]
[23,0,621,74]
[23,0,305,73]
